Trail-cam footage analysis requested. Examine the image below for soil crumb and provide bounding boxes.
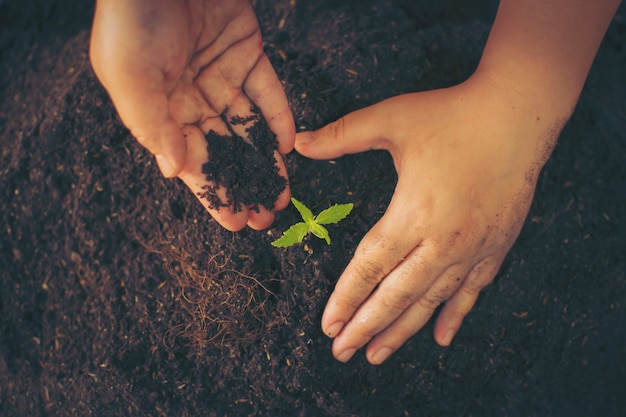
[199,107,286,212]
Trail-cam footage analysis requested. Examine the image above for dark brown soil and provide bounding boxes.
[1,1,625,416]
[200,107,285,212]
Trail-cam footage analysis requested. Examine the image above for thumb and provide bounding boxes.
[92,55,187,177]
[90,2,187,178]
[295,100,393,160]
[112,89,187,178]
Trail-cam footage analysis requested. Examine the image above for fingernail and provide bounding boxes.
[336,348,356,363]
[371,347,393,365]
[441,328,456,346]
[155,154,175,177]
[325,322,344,338]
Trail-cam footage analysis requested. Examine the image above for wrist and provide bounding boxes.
[473,0,621,131]
[469,64,573,133]
[473,56,581,130]
[457,68,565,178]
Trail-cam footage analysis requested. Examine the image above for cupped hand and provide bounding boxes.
[90,0,295,231]
[295,72,560,364]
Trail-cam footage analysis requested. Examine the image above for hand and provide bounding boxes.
[90,0,295,231]
[296,72,560,364]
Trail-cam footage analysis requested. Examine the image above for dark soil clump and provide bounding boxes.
[199,107,286,212]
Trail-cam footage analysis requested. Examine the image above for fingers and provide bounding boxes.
[295,100,395,160]
[328,244,463,363]
[178,64,290,230]
[189,34,292,229]
[268,150,292,212]
[178,125,290,231]
[321,186,426,339]
[90,0,189,178]
[361,262,470,363]
[91,43,188,178]
[433,256,502,347]
[323,174,503,364]
[121,91,188,178]
[178,125,249,231]
[96,65,188,178]
[246,151,292,230]
[244,54,295,154]
[330,254,500,365]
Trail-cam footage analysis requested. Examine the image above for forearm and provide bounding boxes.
[476,0,621,120]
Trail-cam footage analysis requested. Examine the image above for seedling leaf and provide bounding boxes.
[271,198,353,248]
[271,222,309,248]
[315,203,354,225]
[309,222,331,244]
[291,197,314,223]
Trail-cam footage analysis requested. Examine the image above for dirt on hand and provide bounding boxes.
[199,107,286,213]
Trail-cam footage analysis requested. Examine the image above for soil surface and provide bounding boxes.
[1,1,625,416]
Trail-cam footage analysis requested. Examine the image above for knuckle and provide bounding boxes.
[417,292,445,312]
[324,117,346,142]
[459,285,481,300]
[446,310,469,328]
[351,260,387,290]
[130,128,155,151]
[463,278,490,296]
[356,323,381,339]
[380,287,416,312]
[341,294,365,312]
[466,257,501,289]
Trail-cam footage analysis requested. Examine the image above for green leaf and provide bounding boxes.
[309,223,331,245]
[271,222,309,248]
[315,203,354,225]
[291,197,314,223]
[272,198,354,248]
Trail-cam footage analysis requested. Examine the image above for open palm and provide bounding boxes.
[90,0,295,230]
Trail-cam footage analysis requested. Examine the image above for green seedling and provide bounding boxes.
[271,198,353,247]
